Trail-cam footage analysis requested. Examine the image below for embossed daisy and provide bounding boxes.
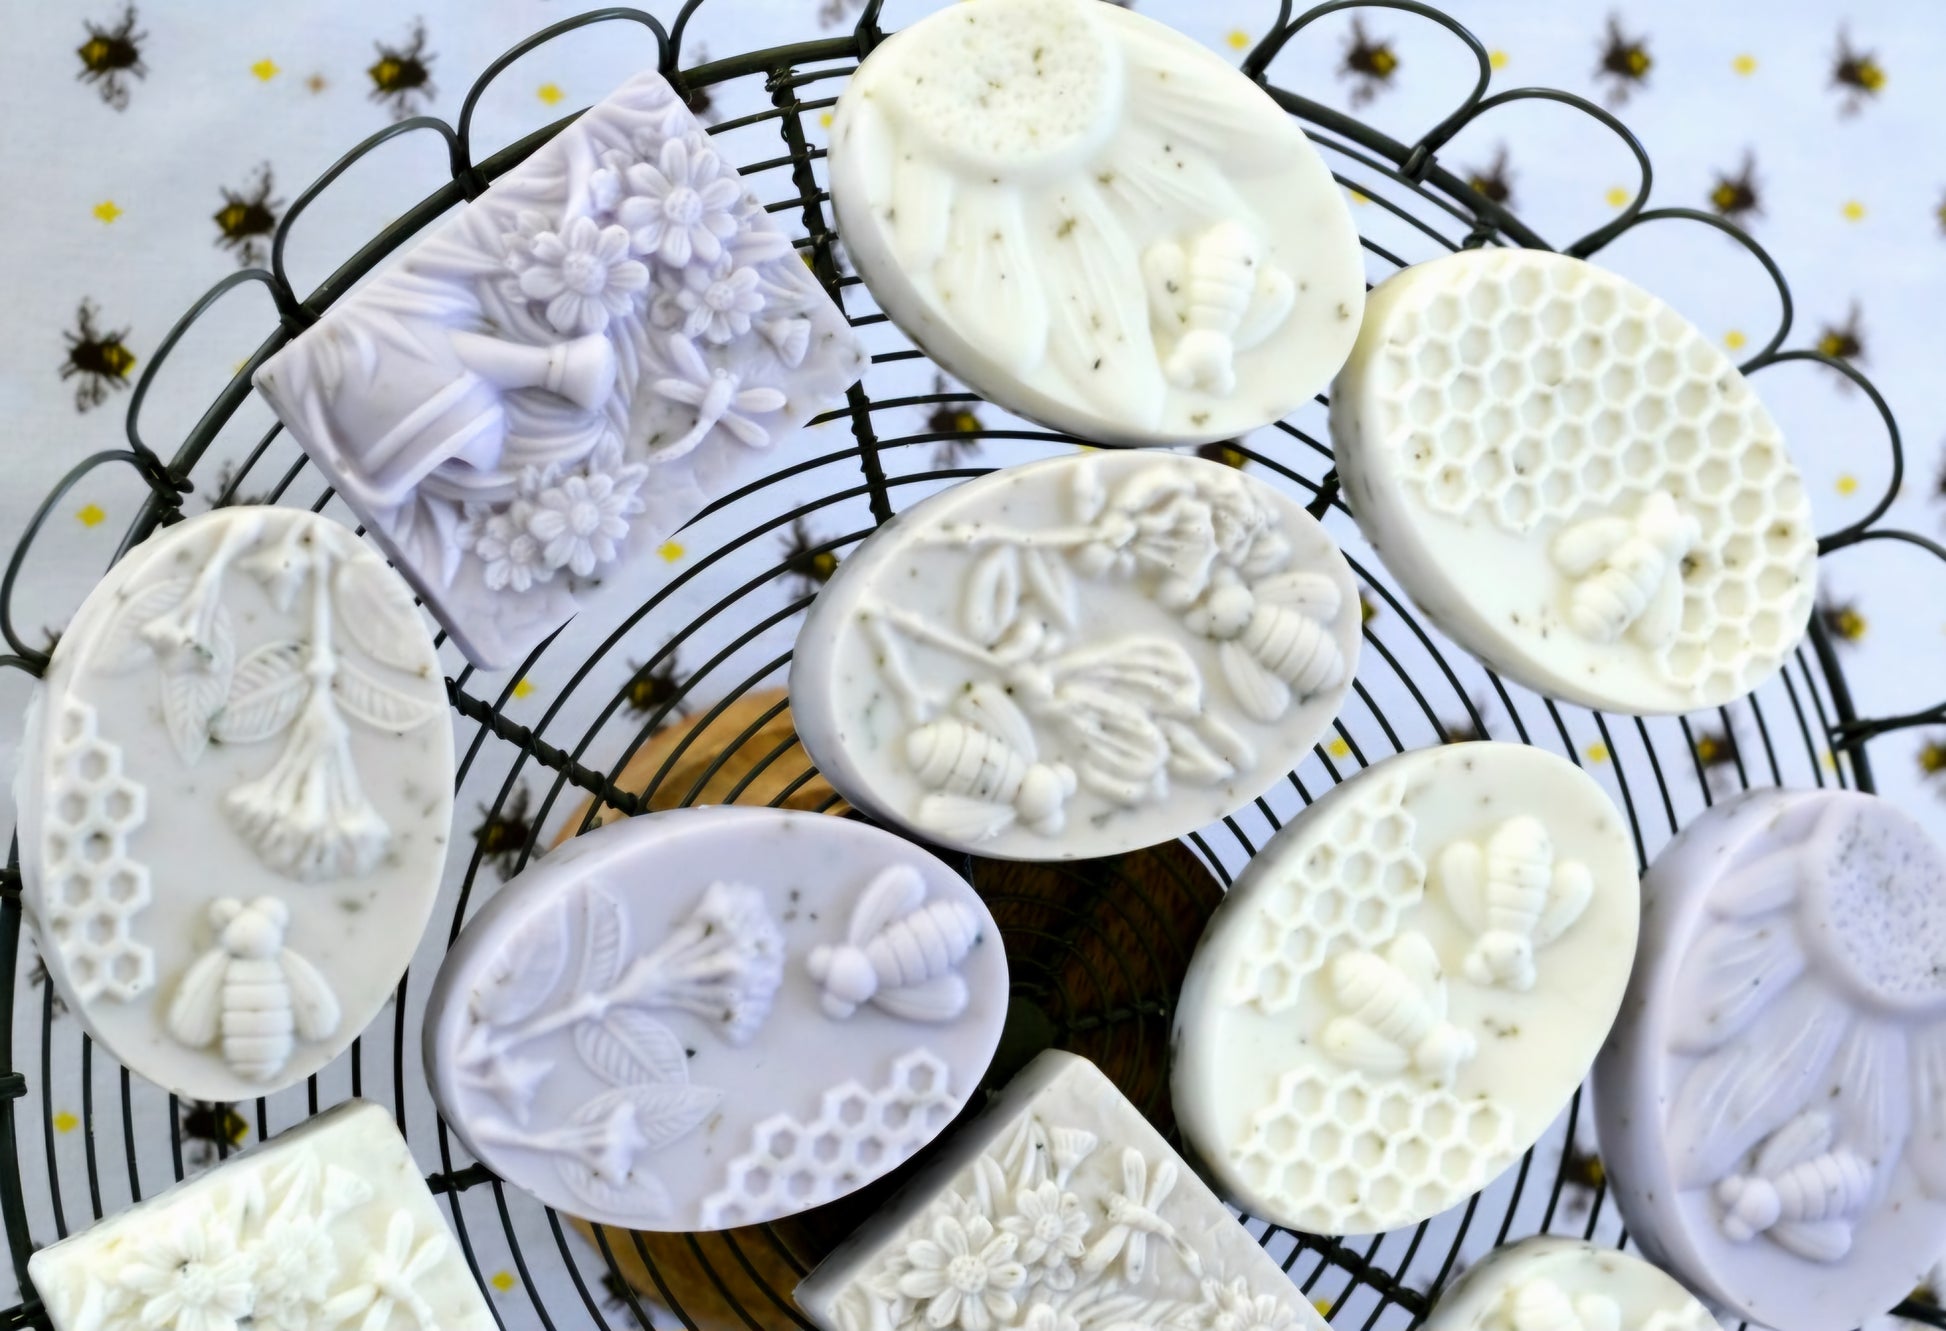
[895,1213,1027,1331]
[999,1180,1088,1289]
[517,216,649,335]
[618,136,742,268]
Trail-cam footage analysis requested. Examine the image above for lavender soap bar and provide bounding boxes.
[424,807,1007,1230]
[255,69,865,669]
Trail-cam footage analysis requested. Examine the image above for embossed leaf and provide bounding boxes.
[1060,638,1203,715]
[474,905,570,1027]
[1712,847,1804,919]
[160,608,235,766]
[578,885,629,991]
[1159,715,1249,786]
[1019,547,1078,630]
[331,660,440,733]
[210,640,309,744]
[1829,1023,1911,1195]
[94,577,192,673]
[620,1082,720,1151]
[557,1156,673,1220]
[574,1008,690,1088]
[334,559,430,672]
[1665,913,1806,1055]
[1908,1025,1946,1198]
[963,546,1021,646]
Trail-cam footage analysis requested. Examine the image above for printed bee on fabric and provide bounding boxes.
[1818,596,1865,649]
[179,1099,249,1168]
[1717,1111,1873,1261]
[1358,587,1379,625]
[600,1271,634,1312]
[682,48,716,123]
[212,163,282,268]
[1817,302,1865,369]
[167,897,341,1082]
[1691,725,1740,783]
[76,4,145,110]
[1439,816,1592,992]
[1594,15,1652,105]
[1466,145,1515,210]
[25,951,67,1018]
[1831,27,1886,116]
[1921,734,1946,794]
[1323,933,1476,1085]
[1549,491,1699,649]
[926,375,986,469]
[782,518,842,599]
[1143,222,1295,396]
[816,0,866,28]
[1559,1148,1606,1219]
[1709,151,1761,223]
[807,863,980,1022]
[472,785,535,878]
[906,682,1078,842]
[1438,697,1492,745]
[368,20,435,120]
[60,299,136,413]
[205,461,271,510]
[1195,440,1249,470]
[622,654,687,717]
[1184,564,1346,725]
[1339,17,1399,108]
[1500,1280,1621,1331]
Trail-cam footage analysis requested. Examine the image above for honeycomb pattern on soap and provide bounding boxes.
[1367,251,1816,703]
[1235,1065,1516,1234]
[698,1050,959,1228]
[1224,773,1426,1014]
[39,702,152,1003]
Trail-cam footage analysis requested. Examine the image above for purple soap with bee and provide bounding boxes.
[421,807,1006,1230]
[788,452,1363,860]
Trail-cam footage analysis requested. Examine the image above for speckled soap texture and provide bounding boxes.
[254,68,865,670]
[1593,788,1946,1331]
[1171,742,1637,1234]
[1420,1236,1721,1331]
[28,1100,493,1331]
[827,0,1366,446]
[795,1050,1331,1331]
[1329,248,1817,714]
[788,451,1363,860]
[423,807,1007,1230]
[15,508,452,1102]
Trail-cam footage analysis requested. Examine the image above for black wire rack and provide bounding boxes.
[4,1,1945,1328]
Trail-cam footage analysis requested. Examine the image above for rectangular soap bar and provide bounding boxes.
[796,1051,1328,1331]
[254,68,865,669]
[28,1100,493,1331]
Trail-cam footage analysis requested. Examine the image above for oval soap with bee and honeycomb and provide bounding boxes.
[1418,1236,1720,1331]
[422,807,1007,1230]
[14,507,453,1101]
[1171,742,1637,1234]
[1330,248,1817,714]
[788,452,1364,860]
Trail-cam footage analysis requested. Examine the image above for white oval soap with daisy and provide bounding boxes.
[828,0,1366,446]
[1593,788,1946,1331]
[423,807,1008,1230]
[14,508,453,1101]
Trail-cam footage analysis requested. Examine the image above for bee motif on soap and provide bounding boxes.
[1439,816,1592,992]
[1322,933,1476,1085]
[1142,222,1295,396]
[1549,491,1700,649]
[906,681,1077,843]
[807,863,980,1022]
[166,897,341,1082]
[1716,1111,1874,1261]
[1186,564,1346,724]
[1500,1279,1620,1331]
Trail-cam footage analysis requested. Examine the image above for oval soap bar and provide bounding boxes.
[16,508,453,1100]
[1593,789,1946,1331]
[423,807,1008,1230]
[1330,248,1816,713]
[828,0,1366,445]
[790,452,1363,860]
[1421,1236,1720,1331]
[1172,742,1637,1233]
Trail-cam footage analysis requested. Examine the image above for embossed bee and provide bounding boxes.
[1550,491,1700,648]
[1717,1111,1874,1261]
[1186,564,1346,724]
[60,299,136,413]
[368,20,435,120]
[1142,222,1295,395]
[1322,933,1476,1085]
[76,4,146,110]
[1831,26,1885,116]
[1595,15,1652,105]
[807,863,980,1022]
[1501,1279,1620,1331]
[1439,816,1592,992]
[167,897,341,1082]
[907,682,1077,842]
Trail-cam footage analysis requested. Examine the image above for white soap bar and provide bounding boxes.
[827,0,1365,447]
[796,1050,1330,1331]
[423,807,1007,1230]
[789,452,1362,860]
[1421,1236,1721,1331]
[1330,249,1816,714]
[255,69,866,670]
[16,508,452,1101]
[28,1100,493,1331]
[1592,789,1946,1331]
[1172,741,1636,1234]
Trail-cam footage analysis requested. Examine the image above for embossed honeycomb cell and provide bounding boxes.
[1226,774,1429,1013]
[1234,1065,1516,1234]
[38,703,154,1003]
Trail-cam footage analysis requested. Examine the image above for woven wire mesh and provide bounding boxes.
[2,1,1944,1328]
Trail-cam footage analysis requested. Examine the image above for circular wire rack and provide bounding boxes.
[4,2,1946,1328]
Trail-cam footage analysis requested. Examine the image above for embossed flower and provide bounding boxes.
[246,1212,339,1329]
[617,136,742,267]
[896,1213,1027,1331]
[1194,1277,1300,1331]
[459,499,555,593]
[114,1204,256,1331]
[1000,1181,1088,1289]
[1021,1303,1081,1331]
[668,263,767,344]
[321,1212,448,1330]
[587,148,635,217]
[518,216,650,335]
[525,464,649,577]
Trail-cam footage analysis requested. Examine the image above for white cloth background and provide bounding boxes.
[2,0,1943,1326]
